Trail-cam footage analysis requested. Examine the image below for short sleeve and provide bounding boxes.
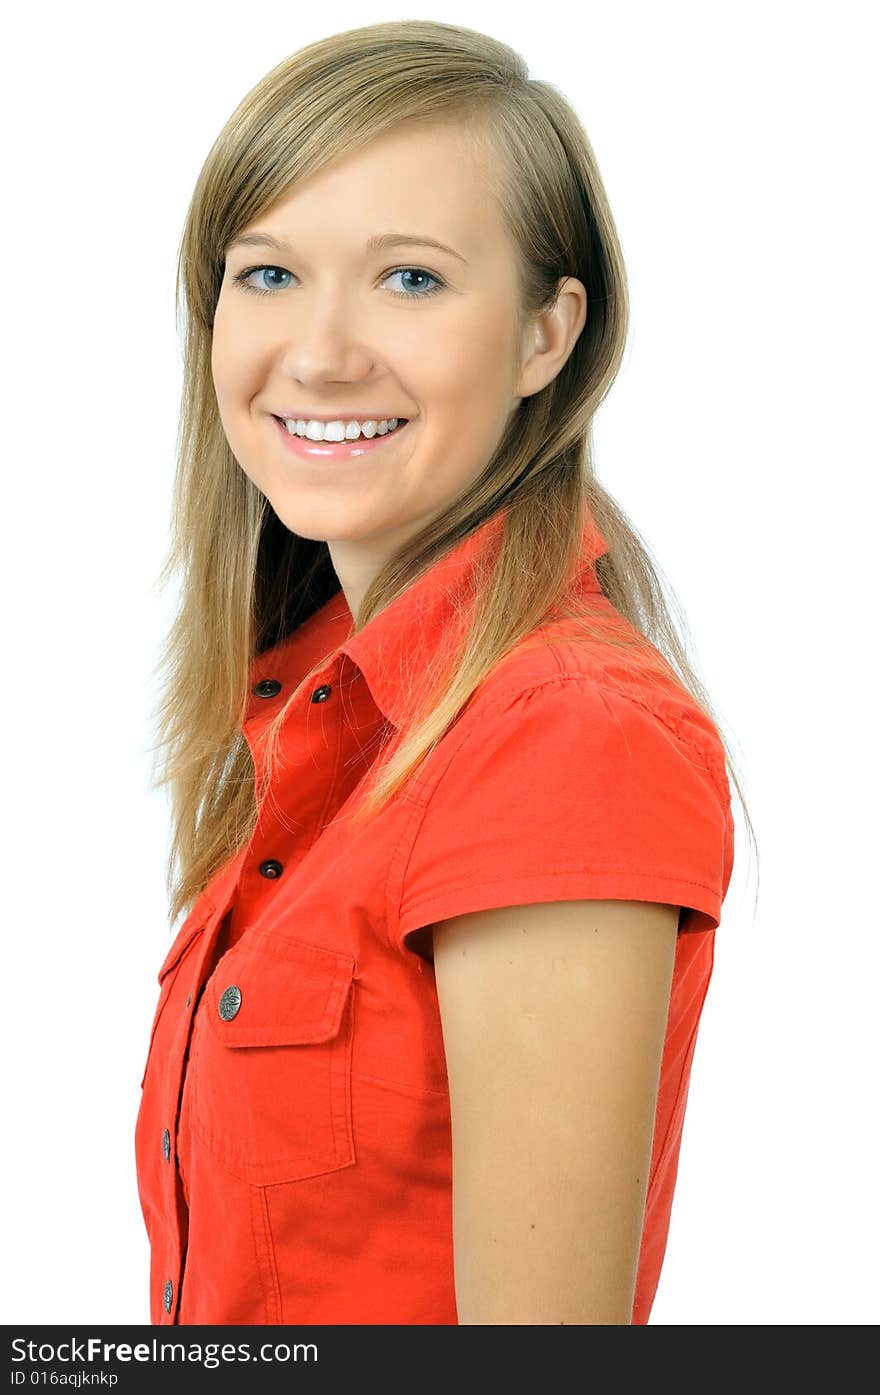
[391,676,734,954]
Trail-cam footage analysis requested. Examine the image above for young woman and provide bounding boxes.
[135,18,752,1326]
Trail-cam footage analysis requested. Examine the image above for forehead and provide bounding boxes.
[235,120,505,260]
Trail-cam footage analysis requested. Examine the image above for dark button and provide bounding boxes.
[162,1128,171,1162]
[259,859,283,879]
[219,985,242,1021]
[253,678,282,698]
[185,992,192,1007]
[310,684,332,703]
[163,1278,173,1313]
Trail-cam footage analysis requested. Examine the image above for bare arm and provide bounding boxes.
[431,897,679,1324]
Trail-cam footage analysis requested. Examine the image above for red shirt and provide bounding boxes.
[135,506,734,1325]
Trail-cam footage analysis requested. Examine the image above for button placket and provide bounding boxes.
[244,672,340,890]
[140,905,233,1327]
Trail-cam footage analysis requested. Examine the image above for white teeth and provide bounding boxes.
[284,416,401,441]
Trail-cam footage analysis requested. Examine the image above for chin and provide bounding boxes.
[262,494,388,545]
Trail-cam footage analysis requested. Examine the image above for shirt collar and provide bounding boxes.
[247,506,609,732]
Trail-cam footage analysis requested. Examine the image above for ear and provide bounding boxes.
[514,276,588,401]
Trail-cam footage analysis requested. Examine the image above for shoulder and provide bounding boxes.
[390,622,734,955]
[459,620,729,796]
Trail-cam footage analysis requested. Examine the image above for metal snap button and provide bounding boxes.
[253,678,282,698]
[163,1278,173,1313]
[259,859,283,879]
[218,985,242,1020]
[162,1128,171,1162]
[310,684,332,702]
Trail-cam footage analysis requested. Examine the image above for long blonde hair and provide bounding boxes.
[150,18,757,927]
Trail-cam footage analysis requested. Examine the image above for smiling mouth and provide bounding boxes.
[270,413,413,460]
[272,416,409,442]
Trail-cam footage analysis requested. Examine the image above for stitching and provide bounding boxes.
[249,1184,282,1323]
[384,685,535,952]
[203,928,353,1045]
[249,1184,271,1320]
[314,679,347,840]
[645,1015,702,1205]
[158,923,206,983]
[189,1105,347,1179]
[352,1067,449,1099]
[538,671,728,790]
[400,868,721,920]
[645,930,716,1203]
[259,1186,283,1322]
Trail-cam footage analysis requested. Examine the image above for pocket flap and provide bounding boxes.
[158,905,211,982]
[204,932,356,1048]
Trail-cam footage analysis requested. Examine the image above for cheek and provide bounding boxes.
[211,301,255,403]
[447,310,518,406]
[409,291,515,385]
[209,324,236,418]
[210,327,261,478]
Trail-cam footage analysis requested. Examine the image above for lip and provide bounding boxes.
[272,412,405,423]
[270,413,413,460]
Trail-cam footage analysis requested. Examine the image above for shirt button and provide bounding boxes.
[162,1128,171,1162]
[310,684,332,702]
[185,992,192,1007]
[259,859,283,879]
[163,1279,173,1313]
[219,985,242,1020]
[253,678,282,698]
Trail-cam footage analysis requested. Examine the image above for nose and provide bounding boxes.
[275,289,375,385]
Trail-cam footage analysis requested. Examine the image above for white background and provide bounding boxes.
[2,0,877,1326]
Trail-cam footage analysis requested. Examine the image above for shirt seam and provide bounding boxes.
[546,657,729,799]
[400,867,722,920]
[645,927,716,1202]
[352,1067,449,1099]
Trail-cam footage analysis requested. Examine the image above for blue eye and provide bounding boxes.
[384,268,444,299]
[235,266,293,295]
[231,264,445,300]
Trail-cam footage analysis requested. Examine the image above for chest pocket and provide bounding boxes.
[188,929,357,1186]
[139,907,210,1089]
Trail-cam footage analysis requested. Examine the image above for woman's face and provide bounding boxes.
[211,118,582,612]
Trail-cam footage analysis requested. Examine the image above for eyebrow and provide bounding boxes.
[225,230,468,264]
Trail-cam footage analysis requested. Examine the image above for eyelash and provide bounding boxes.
[231,263,446,300]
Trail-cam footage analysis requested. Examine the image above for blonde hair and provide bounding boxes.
[150,18,757,927]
